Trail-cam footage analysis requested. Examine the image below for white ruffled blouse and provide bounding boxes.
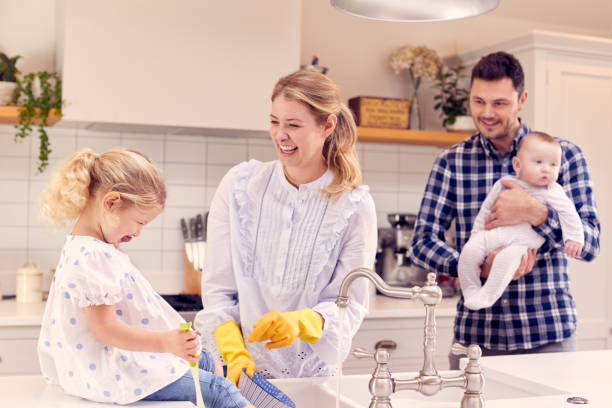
[194,160,377,378]
[38,235,189,404]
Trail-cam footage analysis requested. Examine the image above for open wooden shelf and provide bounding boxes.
[357,126,471,147]
[0,105,62,126]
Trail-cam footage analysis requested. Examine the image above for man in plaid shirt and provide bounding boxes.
[410,51,600,369]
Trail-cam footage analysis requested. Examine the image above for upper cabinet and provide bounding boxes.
[58,0,301,132]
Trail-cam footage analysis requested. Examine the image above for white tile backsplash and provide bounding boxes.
[77,133,122,152]
[164,163,207,185]
[363,171,399,192]
[400,150,438,174]
[207,143,248,165]
[0,226,28,249]
[0,123,432,293]
[165,139,207,163]
[29,133,77,159]
[0,203,28,226]
[0,180,29,202]
[363,148,400,172]
[165,184,207,207]
[206,164,232,186]
[0,130,31,156]
[121,134,165,162]
[0,156,30,178]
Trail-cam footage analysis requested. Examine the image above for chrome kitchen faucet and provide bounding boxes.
[336,268,485,408]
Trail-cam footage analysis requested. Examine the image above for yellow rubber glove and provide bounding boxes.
[248,308,323,349]
[214,320,256,386]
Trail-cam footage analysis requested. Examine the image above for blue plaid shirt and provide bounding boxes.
[410,122,600,351]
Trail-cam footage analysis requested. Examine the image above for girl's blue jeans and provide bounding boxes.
[143,351,248,408]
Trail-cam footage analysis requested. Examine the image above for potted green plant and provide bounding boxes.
[0,52,20,105]
[14,71,64,173]
[433,64,475,132]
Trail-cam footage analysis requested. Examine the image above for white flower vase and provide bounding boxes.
[409,94,422,130]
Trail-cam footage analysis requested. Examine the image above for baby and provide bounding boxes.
[458,131,584,310]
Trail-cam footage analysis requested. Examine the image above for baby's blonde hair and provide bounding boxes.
[272,70,362,198]
[518,131,560,152]
[40,148,166,228]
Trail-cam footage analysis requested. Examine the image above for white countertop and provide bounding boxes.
[0,299,46,326]
[0,375,193,407]
[0,295,459,328]
[366,294,458,319]
[479,349,612,407]
[268,349,612,407]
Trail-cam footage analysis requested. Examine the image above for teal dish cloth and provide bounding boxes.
[238,369,296,408]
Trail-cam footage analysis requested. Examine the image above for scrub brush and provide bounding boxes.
[180,321,206,408]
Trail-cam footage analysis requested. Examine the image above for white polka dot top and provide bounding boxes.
[37,235,190,404]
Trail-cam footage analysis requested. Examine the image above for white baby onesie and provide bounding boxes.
[38,235,190,404]
[458,175,584,310]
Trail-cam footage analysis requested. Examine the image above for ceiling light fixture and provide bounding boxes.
[330,0,500,22]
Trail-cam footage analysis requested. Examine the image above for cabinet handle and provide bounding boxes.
[375,340,397,351]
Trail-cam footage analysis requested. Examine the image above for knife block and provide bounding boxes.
[183,249,201,296]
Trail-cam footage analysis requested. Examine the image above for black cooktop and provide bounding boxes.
[161,294,203,311]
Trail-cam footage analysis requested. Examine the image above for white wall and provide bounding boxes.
[2,1,611,296]
[301,0,612,130]
[0,123,439,295]
[0,0,57,73]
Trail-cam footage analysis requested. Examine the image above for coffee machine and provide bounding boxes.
[375,213,428,287]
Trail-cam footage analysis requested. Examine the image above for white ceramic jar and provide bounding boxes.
[16,262,43,303]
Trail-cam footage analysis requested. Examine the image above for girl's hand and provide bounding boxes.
[161,328,202,363]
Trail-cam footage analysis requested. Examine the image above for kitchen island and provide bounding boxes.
[1,350,610,407]
[268,349,612,407]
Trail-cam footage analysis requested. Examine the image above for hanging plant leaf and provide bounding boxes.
[13,72,64,173]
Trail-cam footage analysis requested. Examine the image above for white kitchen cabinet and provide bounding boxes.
[343,314,455,375]
[459,30,612,350]
[58,0,301,132]
[0,326,40,375]
[342,296,458,375]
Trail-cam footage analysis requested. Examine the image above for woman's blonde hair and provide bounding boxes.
[271,69,362,197]
[40,148,166,228]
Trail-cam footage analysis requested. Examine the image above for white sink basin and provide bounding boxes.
[270,369,567,407]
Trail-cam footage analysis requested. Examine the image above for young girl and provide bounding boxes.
[37,148,252,407]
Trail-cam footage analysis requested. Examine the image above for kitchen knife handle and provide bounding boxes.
[189,218,197,242]
[195,214,203,240]
[180,218,189,240]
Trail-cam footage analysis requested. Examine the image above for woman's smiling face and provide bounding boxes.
[269,95,332,185]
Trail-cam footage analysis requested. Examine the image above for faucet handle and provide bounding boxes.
[451,343,482,360]
[351,347,375,359]
[352,347,391,364]
[451,342,468,356]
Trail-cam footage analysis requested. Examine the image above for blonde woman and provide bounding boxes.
[37,148,252,407]
[195,70,377,383]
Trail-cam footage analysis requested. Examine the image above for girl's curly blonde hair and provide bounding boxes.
[40,148,166,229]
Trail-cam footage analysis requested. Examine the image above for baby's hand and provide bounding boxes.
[162,328,201,363]
[564,240,583,258]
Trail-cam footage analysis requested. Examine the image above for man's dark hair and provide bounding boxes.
[471,51,525,97]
